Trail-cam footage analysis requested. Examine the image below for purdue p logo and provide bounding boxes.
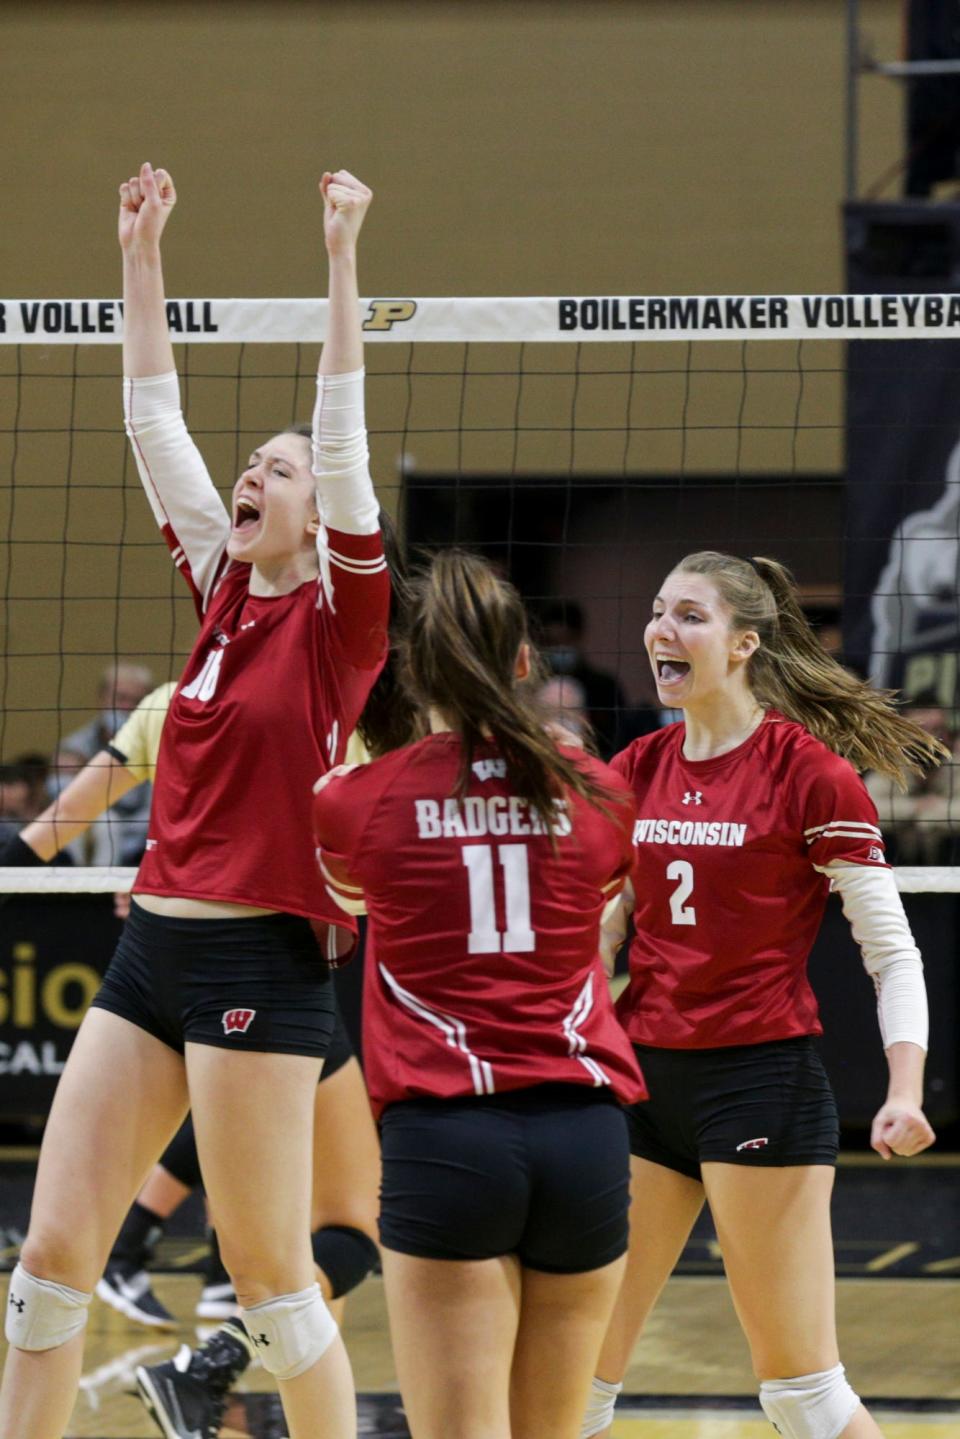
[363,300,417,331]
[222,1008,256,1035]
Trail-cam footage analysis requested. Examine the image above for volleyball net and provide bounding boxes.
[2,291,960,892]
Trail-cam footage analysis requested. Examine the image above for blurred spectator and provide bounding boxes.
[11,752,50,815]
[864,693,960,864]
[538,675,592,746]
[538,600,631,758]
[0,762,34,842]
[61,663,154,759]
[59,662,155,865]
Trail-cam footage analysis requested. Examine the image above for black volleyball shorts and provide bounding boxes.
[91,899,336,1059]
[625,1037,840,1179]
[378,1084,631,1273]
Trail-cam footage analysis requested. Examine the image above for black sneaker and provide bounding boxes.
[96,1265,177,1330]
[136,1320,255,1439]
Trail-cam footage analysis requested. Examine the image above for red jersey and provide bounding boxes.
[125,371,389,923]
[612,711,887,1049]
[312,735,647,1114]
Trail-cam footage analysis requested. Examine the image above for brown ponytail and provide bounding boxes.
[402,550,618,830]
[354,507,424,757]
[674,551,948,786]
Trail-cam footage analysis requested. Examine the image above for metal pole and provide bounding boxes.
[846,0,859,200]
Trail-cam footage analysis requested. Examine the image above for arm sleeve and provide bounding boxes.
[818,862,929,1051]
[311,368,390,670]
[123,372,232,615]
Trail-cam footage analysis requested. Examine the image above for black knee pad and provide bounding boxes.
[159,1115,203,1191]
[310,1225,380,1299]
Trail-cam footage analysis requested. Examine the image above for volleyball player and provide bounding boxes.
[4,677,383,1349]
[312,550,647,1439]
[0,162,386,1439]
[581,552,940,1439]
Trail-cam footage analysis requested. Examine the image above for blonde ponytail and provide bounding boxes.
[674,551,948,786]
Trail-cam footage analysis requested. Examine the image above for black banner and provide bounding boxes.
[844,201,960,697]
[0,896,122,1119]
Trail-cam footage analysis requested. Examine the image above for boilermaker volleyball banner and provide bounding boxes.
[5,293,960,343]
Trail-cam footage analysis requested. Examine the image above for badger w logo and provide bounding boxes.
[221,1008,256,1035]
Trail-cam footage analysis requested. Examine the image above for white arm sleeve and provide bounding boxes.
[819,862,929,1051]
[311,367,379,536]
[123,371,231,610]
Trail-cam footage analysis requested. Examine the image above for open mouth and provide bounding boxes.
[233,496,262,533]
[656,658,691,684]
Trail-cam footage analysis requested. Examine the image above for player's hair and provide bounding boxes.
[402,549,619,830]
[355,507,423,757]
[673,550,948,786]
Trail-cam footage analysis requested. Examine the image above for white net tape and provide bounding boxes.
[3,292,960,343]
[0,866,958,894]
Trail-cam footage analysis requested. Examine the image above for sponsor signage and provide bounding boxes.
[0,896,122,1117]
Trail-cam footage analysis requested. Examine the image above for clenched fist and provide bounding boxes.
[118,162,177,254]
[320,170,372,257]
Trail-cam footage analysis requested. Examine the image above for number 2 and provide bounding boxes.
[462,843,535,953]
[667,859,696,925]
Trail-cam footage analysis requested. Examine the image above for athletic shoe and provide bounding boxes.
[136,1319,255,1439]
[194,1280,239,1321]
[195,1238,239,1320]
[96,1266,177,1330]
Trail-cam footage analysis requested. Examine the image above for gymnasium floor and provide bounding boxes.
[1,1150,957,1438]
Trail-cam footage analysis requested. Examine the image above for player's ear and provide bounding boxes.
[515,642,532,681]
[306,506,320,537]
[731,628,760,662]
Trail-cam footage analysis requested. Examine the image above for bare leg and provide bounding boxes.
[703,1163,884,1439]
[587,1157,704,1438]
[382,1248,521,1439]
[187,1042,356,1439]
[0,1009,188,1439]
[137,1165,191,1217]
[510,1257,627,1439]
[311,1056,381,1316]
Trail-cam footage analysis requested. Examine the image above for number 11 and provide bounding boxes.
[462,843,536,954]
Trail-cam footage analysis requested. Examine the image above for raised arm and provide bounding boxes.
[319,169,368,378]
[119,162,177,377]
[119,163,230,611]
[312,171,389,667]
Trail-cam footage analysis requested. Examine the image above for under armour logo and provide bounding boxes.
[8,1296,24,1313]
[250,1332,270,1347]
[682,791,703,806]
[736,1136,769,1152]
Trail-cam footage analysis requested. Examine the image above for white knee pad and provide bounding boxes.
[580,1376,623,1438]
[240,1282,338,1381]
[5,1262,91,1351]
[759,1364,860,1439]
